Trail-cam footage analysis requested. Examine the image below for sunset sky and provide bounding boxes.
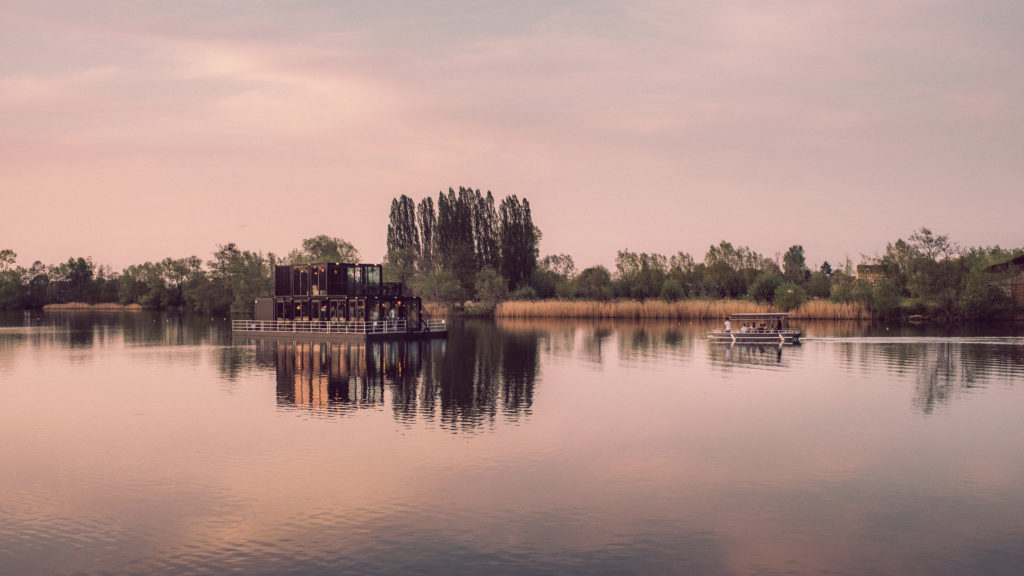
[3,0,1022,271]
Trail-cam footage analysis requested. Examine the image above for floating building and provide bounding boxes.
[232,262,446,340]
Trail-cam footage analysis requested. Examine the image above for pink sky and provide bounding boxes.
[2,0,1022,271]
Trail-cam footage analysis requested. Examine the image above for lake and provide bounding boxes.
[2,312,1023,575]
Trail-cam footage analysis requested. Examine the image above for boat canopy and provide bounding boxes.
[728,313,791,320]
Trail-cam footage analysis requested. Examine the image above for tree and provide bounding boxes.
[417,196,436,272]
[0,249,15,272]
[474,266,510,309]
[871,279,902,320]
[805,271,832,299]
[472,190,500,270]
[54,257,97,303]
[498,194,538,290]
[575,266,612,300]
[909,227,957,261]
[748,273,783,303]
[287,235,359,264]
[385,195,420,285]
[819,261,833,276]
[612,250,667,300]
[782,245,809,284]
[206,243,274,315]
[703,241,773,298]
[435,188,477,296]
[774,282,807,311]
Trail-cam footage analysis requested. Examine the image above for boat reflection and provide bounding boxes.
[708,342,787,366]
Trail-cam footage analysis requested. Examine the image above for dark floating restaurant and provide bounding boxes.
[232,262,446,340]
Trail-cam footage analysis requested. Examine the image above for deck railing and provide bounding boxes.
[232,319,447,335]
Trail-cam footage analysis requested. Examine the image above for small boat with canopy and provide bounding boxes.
[707,312,801,345]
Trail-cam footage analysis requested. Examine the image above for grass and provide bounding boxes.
[495,299,871,320]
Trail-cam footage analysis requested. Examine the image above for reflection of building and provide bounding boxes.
[985,254,1024,306]
[261,341,389,412]
[253,321,539,427]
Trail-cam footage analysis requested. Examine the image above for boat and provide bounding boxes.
[707,312,801,345]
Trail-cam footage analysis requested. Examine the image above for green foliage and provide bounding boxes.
[660,277,684,302]
[774,282,807,311]
[287,235,359,264]
[805,271,832,299]
[828,271,857,302]
[474,267,510,307]
[871,280,902,320]
[850,279,874,306]
[614,250,667,300]
[702,241,773,298]
[436,188,478,292]
[512,285,538,301]
[819,261,833,276]
[575,266,612,301]
[386,195,420,286]
[413,268,464,303]
[0,249,15,272]
[782,245,809,284]
[498,194,539,290]
[959,264,1014,320]
[416,196,436,272]
[748,273,783,303]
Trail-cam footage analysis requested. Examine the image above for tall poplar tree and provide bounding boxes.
[473,190,500,271]
[417,196,436,272]
[498,195,538,289]
[385,194,420,284]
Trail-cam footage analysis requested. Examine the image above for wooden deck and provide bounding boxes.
[232,319,447,341]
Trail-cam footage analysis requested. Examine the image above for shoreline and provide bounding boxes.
[494,299,871,320]
[42,302,143,311]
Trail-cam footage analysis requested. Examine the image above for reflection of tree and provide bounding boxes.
[259,319,540,427]
[872,342,1024,414]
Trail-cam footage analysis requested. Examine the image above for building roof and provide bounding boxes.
[985,254,1024,273]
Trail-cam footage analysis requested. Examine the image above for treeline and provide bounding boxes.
[383,187,539,312]
[496,227,1021,321]
[0,236,357,315]
[3,191,1022,323]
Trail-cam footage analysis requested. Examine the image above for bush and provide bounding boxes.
[660,278,684,302]
[748,273,783,303]
[512,285,538,301]
[871,279,902,320]
[474,267,509,307]
[805,271,832,299]
[774,282,807,311]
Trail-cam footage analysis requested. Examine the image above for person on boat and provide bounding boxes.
[724,318,731,332]
[740,323,749,333]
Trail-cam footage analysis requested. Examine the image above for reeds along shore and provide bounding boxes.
[495,299,871,321]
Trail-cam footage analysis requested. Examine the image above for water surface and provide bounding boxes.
[2,312,1023,575]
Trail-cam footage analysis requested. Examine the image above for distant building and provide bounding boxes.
[985,255,1024,306]
[856,264,887,284]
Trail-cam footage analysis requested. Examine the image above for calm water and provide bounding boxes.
[2,312,1024,575]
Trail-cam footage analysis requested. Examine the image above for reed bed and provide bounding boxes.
[495,299,871,320]
[422,301,452,318]
[788,300,871,320]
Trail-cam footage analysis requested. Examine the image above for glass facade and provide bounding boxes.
[267,263,421,328]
